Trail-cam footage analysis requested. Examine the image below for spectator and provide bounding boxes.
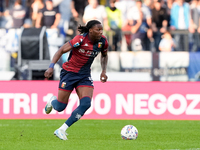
[164,0,174,27]
[115,0,135,51]
[52,0,64,7]
[21,0,27,7]
[31,0,44,27]
[71,0,88,26]
[159,31,176,51]
[0,0,4,27]
[24,0,32,12]
[143,0,153,11]
[115,0,135,28]
[35,0,61,29]
[105,0,122,51]
[83,0,110,31]
[0,0,3,16]
[170,0,190,51]
[151,0,168,51]
[98,0,107,5]
[9,0,28,28]
[198,0,200,11]
[127,0,153,51]
[0,0,10,10]
[70,0,88,36]
[166,0,174,10]
[170,0,190,30]
[58,0,72,37]
[0,9,13,28]
[189,0,200,51]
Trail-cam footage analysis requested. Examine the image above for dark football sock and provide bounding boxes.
[65,96,91,127]
[52,99,67,112]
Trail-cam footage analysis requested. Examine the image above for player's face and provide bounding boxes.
[90,24,103,41]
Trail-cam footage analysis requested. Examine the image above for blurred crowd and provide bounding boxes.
[0,0,200,52]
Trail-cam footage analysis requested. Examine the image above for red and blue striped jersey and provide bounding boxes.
[62,33,108,74]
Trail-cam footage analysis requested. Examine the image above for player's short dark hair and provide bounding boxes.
[77,20,101,34]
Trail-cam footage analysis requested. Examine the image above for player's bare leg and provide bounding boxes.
[45,90,71,114]
[45,90,71,140]
[76,86,93,100]
[55,87,92,135]
[53,87,93,140]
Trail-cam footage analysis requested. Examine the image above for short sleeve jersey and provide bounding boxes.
[127,5,151,21]
[9,6,27,28]
[83,5,107,24]
[72,0,88,16]
[39,6,60,27]
[62,33,108,74]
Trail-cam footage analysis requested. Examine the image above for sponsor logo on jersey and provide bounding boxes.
[78,48,100,57]
[85,50,100,57]
[98,42,102,48]
[79,49,85,53]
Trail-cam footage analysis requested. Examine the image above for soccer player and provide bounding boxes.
[44,20,108,140]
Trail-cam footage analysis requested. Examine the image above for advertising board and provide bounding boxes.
[0,81,200,120]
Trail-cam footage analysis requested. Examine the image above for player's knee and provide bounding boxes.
[80,97,91,110]
[56,106,66,112]
[52,100,67,112]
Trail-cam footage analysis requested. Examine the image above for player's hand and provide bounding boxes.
[44,68,54,79]
[100,72,108,83]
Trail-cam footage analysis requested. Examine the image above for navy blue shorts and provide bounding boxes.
[59,69,94,92]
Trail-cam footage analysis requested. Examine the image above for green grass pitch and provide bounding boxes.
[0,119,200,150]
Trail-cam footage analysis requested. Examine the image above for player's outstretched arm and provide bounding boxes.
[100,51,108,83]
[44,42,72,79]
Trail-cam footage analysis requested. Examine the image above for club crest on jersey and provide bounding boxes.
[98,42,102,48]
[61,82,66,88]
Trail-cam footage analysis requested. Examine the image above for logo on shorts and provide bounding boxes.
[98,42,102,48]
[61,82,66,88]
